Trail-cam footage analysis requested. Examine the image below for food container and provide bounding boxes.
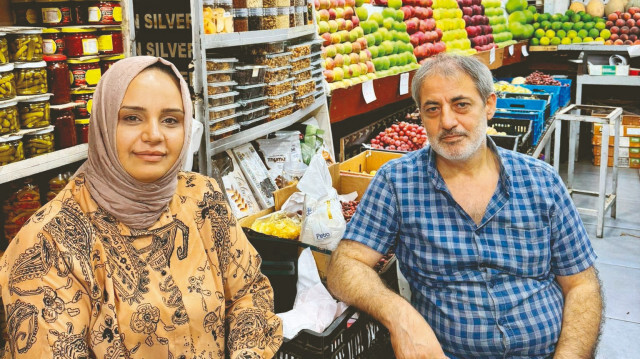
[71,87,94,117]
[263,0,275,8]
[14,61,48,95]
[211,124,240,141]
[37,0,73,26]
[0,135,24,165]
[276,7,289,28]
[3,179,42,243]
[293,78,314,97]
[203,0,234,34]
[42,28,65,55]
[262,7,277,29]
[100,53,123,73]
[209,103,240,121]
[268,102,295,120]
[209,112,240,132]
[24,126,55,157]
[11,0,41,26]
[9,30,43,62]
[208,91,238,107]
[246,0,261,7]
[264,65,291,83]
[0,63,17,101]
[62,27,98,57]
[266,90,295,108]
[207,69,235,83]
[0,100,20,135]
[265,77,293,96]
[295,91,314,110]
[97,27,123,54]
[18,95,50,129]
[68,57,101,88]
[314,89,324,98]
[233,8,249,32]
[290,54,311,71]
[295,6,305,26]
[0,34,8,65]
[238,95,266,110]
[248,8,263,30]
[288,6,295,27]
[208,81,236,95]
[234,65,267,85]
[206,57,238,71]
[87,0,122,24]
[44,54,71,105]
[307,38,323,53]
[75,117,89,143]
[236,82,266,100]
[254,51,291,67]
[233,0,246,8]
[243,42,284,56]
[239,114,269,130]
[291,67,312,82]
[240,105,269,122]
[287,42,311,58]
[52,107,76,148]
[73,0,89,25]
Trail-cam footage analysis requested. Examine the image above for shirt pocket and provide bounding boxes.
[504,226,551,278]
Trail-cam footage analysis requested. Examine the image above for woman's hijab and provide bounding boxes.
[76,56,193,229]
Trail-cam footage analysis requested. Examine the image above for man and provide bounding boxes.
[327,54,602,359]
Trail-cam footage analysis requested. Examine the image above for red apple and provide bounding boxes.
[610,33,619,41]
[328,8,336,20]
[605,39,614,45]
[323,70,334,82]
[610,26,620,34]
[351,15,359,27]
[426,18,436,31]
[463,15,472,27]
[463,7,473,16]
[631,26,640,35]
[624,39,634,45]
[629,7,640,15]
[615,18,626,27]
[627,19,636,27]
[410,33,421,47]
[614,39,624,45]
[606,20,614,28]
[634,13,640,21]
[620,33,629,41]
[435,28,443,40]
[406,19,418,34]
[608,13,619,21]
[621,26,630,34]
[344,7,354,19]
[321,32,331,46]
[622,12,632,20]
[630,34,638,42]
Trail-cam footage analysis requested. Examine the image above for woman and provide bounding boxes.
[0,57,282,358]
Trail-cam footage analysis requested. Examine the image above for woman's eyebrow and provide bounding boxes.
[120,106,184,115]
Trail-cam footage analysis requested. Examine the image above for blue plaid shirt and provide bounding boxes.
[344,138,597,358]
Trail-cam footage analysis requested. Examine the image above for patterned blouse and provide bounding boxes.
[0,172,282,358]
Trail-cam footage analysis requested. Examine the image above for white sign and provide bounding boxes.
[399,73,409,95]
[362,80,377,104]
[509,45,514,56]
[490,47,496,64]
[522,45,529,57]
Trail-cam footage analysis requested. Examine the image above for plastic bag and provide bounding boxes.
[250,211,302,240]
[257,132,305,188]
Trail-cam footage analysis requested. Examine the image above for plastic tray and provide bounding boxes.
[210,123,240,141]
[234,65,268,85]
[207,69,235,83]
[240,105,270,122]
[208,91,239,107]
[266,90,295,108]
[208,103,240,121]
[209,113,241,132]
[239,114,270,130]
[264,65,292,83]
[265,78,294,96]
[269,102,296,120]
[207,81,237,95]
[254,51,292,67]
[206,57,238,71]
[238,95,267,110]
[236,83,266,100]
[292,67,312,82]
[493,99,545,146]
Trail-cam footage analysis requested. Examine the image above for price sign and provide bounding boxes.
[362,80,377,104]
[522,45,529,57]
[489,47,496,64]
[399,73,409,95]
[509,45,514,56]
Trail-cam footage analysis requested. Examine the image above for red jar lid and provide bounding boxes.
[43,54,68,62]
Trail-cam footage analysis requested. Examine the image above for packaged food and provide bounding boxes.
[239,114,269,130]
[262,7,277,29]
[264,65,291,83]
[24,126,55,157]
[207,81,237,95]
[0,63,16,101]
[289,6,295,27]
[254,51,292,68]
[256,135,303,187]
[291,67,312,82]
[212,150,261,219]
[44,54,71,105]
[0,34,7,66]
[0,100,20,135]
[11,0,41,26]
[75,117,89,143]
[265,78,293,96]
[71,87,95,118]
[233,0,247,8]
[52,107,76,149]
[0,135,24,165]
[233,8,249,32]
[47,172,70,201]
[87,0,122,25]
[293,78,314,97]
[61,27,99,57]
[68,57,101,88]
[209,112,240,132]
[2,179,41,244]
[211,123,240,141]
[238,95,266,110]
[38,0,73,26]
[263,0,275,8]
[243,41,284,55]
[295,6,305,26]
[231,143,278,209]
[248,8,263,30]
[9,30,44,62]
[208,91,238,107]
[276,7,289,28]
[42,28,65,55]
[100,54,124,73]
[97,27,123,55]
[246,0,262,8]
[287,42,311,58]
[290,54,311,72]
[14,61,48,95]
[266,90,295,109]
[18,95,50,129]
[307,38,323,53]
[236,83,266,100]
[208,103,240,121]
[251,211,301,239]
[268,102,295,120]
[207,69,235,83]
[203,0,234,34]
[295,92,315,110]
[234,65,267,85]
[240,105,269,122]
[206,57,238,71]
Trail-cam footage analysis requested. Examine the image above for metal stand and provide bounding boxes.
[554,105,622,238]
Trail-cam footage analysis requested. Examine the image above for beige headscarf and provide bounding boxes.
[76,56,193,229]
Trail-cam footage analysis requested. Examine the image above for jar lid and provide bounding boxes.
[0,134,23,143]
[101,26,122,31]
[70,87,96,94]
[101,54,125,61]
[0,63,15,72]
[75,118,90,124]
[14,29,43,35]
[19,94,51,102]
[14,61,47,69]
[0,99,19,108]
[43,54,68,62]
[42,28,61,34]
[67,57,100,64]
[26,126,54,135]
[61,27,97,33]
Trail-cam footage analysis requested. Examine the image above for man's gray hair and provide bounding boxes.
[411,53,494,107]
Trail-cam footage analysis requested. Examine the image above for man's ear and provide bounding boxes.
[486,92,497,120]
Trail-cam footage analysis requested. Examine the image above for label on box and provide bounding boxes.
[490,47,496,64]
[509,45,514,56]
[627,127,640,136]
[399,73,409,96]
[362,80,376,104]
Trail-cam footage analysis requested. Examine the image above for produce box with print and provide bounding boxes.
[592,135,640,148]
[593,123,640,138]
[339,150,403,177]
[593,156,640,168]
[232,143,279,209]
[592,146,640,159]
[213,150,261,219]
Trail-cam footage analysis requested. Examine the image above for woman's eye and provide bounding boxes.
[123,115,140,123]
[162,117,179,125]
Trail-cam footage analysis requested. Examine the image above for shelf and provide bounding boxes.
[201,25,316,49]
[530,44,633,52]
[0,144,88,185]
[577,74,640,86]
[210,94,326,155]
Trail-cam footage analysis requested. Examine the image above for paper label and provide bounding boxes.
[98,35,113,52]
[85,68,101,86]
[42,8,62,23]
[252,67,259,77]
[113,6,122,22]
[88,7,101,22]
[509,45,514,56]
[42,39,56,55]
[490,47,496,64]
[82,38,99,55]
[521,45,529,57]
[628,127,640,136]
[399,72,409,95]
[362,80,376,104]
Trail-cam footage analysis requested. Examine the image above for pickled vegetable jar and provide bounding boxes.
[97,27,123,54]
[9,30,44,62]
[87,0,122,24]
[24,127,55,157]
[0,33,9,65]
[75,117,89,143]
[52,107,76,149]
[3,179,41,244]
[44,54,71,105]
[68,57,101,88]
[42,28,65,55]
[0,100,20,135]
[62,27,98,57]
[0,135,24,165]
[0,63,17,100]
[100,54,123,73]
[47,173,68,201]
[11,0,41,26]
[18,95,50,129]
[14,61,48,95]
[37,0,73,26]
[71,87,94,117]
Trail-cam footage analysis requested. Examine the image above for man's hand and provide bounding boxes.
[388,301,449,359]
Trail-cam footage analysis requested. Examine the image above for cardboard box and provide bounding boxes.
[592,135,640,148]
[622,115,640,126]
[592,156,640,168]
[593,123,640,137]
[593,146,640,158]
[339,150,403,177]
[588,64,630,76]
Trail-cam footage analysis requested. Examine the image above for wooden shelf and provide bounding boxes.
[0,144,88,185]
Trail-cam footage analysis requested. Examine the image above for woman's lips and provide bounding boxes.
[134,151,165,162]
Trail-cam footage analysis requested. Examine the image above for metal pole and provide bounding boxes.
[597,122,610,238]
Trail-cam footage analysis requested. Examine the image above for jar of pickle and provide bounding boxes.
[18,95,50,129]
[42,28,65,55]
[62,27,99,57]
[14,61,48,95]
[100,54,123,73]
[37,0,73,26]
[52,107,76,149]
[0,135,24,166]
[3,179,41,244]
[233,8,248,32]
[87,0,122,25]
[97,26,123,54]
[44,54,71,105]
[11,0,41,26]
[0,63,16,101]
[71,87,94,117]
[75,117,89,143]
[262,7,277,29]
[24,127,55,157]
[0,33,8,65]
[9,30,44,62]
[276,7,289,28]
[68,57,101,88]
[47,173,68,201]
[0,100,20,135]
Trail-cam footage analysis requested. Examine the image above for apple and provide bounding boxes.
[365,61,375,73]
[630,34,638,42]
[634,13,640,21]
[319,9,330,21]
[336,7,344,19]
[614,39,624,45]
[463,7,473,17]
[406,18,419,34]
[615,18,626,27]
[349,53,360,65]
[344,7,355,19]
[336,18,346,30]
[352,41,362,53]
[610,33,619,41]
[323,70,334,82]
[621,33,629,41]
[623,12,632,20]
[626,19,636,28]
[606,20,614,28]
[608,13,619,21]
[610,26,620,34]
[635,39,640,44]
[463,15,472,27]
[629,7,640,15]
[351,16,360,27]
[605,39,614,45]
[435,28,443,41]
[321,32,332,46]
[345,19,354,31]
[314,0,320,9]
[410,33,421,47]
[331,32,341,43]
[631,27,640,35]
[621,26,630,34]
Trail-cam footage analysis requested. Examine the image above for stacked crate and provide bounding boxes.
[592,115,640,169]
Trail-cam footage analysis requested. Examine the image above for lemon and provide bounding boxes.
[561,37,572,44]
[545,29,555,38]
[540,36,550,46]
[567,30,578,39]
[583,36,594,42]
[572,36,582,43]
[535,28,546,39]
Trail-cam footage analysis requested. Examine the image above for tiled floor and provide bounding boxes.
[558,162,640,359]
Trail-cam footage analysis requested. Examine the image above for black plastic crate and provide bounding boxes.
[488,117,533,153]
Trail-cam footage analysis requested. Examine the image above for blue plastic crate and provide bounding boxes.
[495,98,546,145]
[520,85,560,116]
[553,78,572,107]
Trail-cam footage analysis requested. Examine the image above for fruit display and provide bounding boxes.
[458,0,496,51]
[481,0,516,48]
[369,120,428,151]
[493,80,531,93]
[401,0,448,61]
[250,211,302,239]
[432,0,476,55]
[504,0,535,41]
[367,6,421,75]
[530,9,609,46]
[341,200,360,222]
[524,71,565,86]
[604,7,640,45]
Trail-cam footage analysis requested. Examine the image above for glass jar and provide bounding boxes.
[100,54,123,73]
[0,34,9,65]
[295,6,305,26]
[9,30,44,62]
[75,117,89,143]
[0,135,24,165]
[68,58,101,88]
[73,0,89,24]
[44,54,71,105]
[24,127,55,157]
[233,0,246,8]
[18,95,50,129]
[37,0,73,26]
[11,0,41,26]
[0,63,17,101]
[97,26,123,54]
[0,100,20,135]
[47,173,68,201]
[288,6,295,28]
[71,87,94,117]
[42,28,65,55]
[62,27,98,57]
[52,107,76,149]
[203,0,234,34]
[14,61,48,95]
[248,8,263,30]
[276,7,289,28]
[3,179,41,244]
[87,0,122,24]
[262,7,277,30]
[233,8,248,32]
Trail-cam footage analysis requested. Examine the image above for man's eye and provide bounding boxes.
[456,102,470,109]
[425,107,438,113]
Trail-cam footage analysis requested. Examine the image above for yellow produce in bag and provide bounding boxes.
[251,211,302,240]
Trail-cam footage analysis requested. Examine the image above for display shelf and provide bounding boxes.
[577,74,640,86]
[529,44,633,52]
[202,25,316,49]
[210,94,326,156]
[0,144,88,185]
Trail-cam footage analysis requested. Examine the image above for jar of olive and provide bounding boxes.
[14,61,48,95]
[0,135,25,165]
[0,63,17,100]
[18,95,51,129]
[24,126,54,157]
